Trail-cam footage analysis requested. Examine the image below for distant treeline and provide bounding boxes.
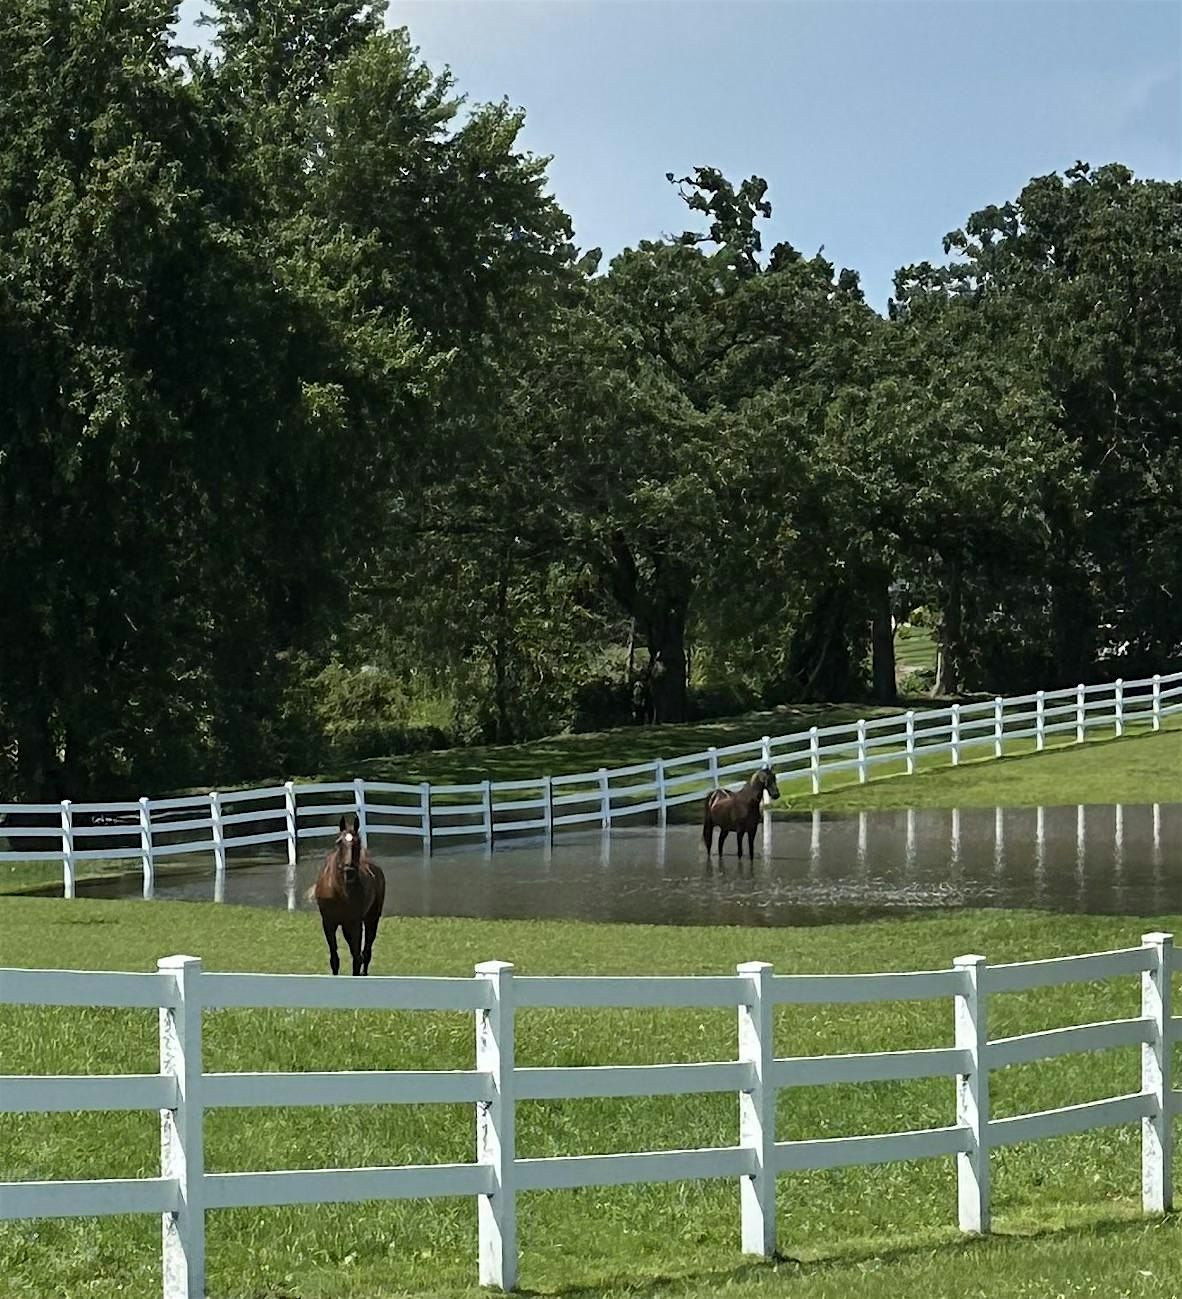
[2,0,1180,800]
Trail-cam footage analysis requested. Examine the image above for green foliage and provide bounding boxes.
[892,163,1182,690]
[898,667,937,695]
[2,0,1179,798]
[278,660,455,770]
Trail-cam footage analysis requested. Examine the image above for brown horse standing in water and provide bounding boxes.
[702,767,780,861]
[313,814,386,975]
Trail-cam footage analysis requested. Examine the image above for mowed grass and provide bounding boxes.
[2,898,1182,1297]
[780,724,1182,814]
[895,624,939,673]
[306,699,917,788]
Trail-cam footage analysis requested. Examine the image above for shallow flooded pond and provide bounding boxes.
[67,803,1182,926]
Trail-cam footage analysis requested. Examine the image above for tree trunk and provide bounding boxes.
[492,545,512,743]
[5,694,63,851]
[936,561,964,695]
[869,569,897,704]
[1050,565,1097,683]
[13,693,55,803]
[789,584,857,702]
[598,534,691,724]
[644,607,688,723]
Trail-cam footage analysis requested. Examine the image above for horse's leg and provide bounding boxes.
[703,805,714,853]
[747,823,757,866]
[321,917,340,976]
[343,919,364,976]
[362,905,381,975]
[717,828,728,857]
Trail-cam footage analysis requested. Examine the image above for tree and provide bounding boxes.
[892,162,1182,686]
[519,170,872,720]
[0,0,431,797]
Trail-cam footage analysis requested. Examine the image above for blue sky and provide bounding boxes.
[177,0,1181,311]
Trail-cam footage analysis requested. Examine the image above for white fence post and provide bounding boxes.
[737,960,777,1256]
[1035,691,1046,752]
[475,960,517,1291]
[809,727,820,794]
[139,797,154,898]
[950,705,961,767]
[353,778,367,842]
[482,779,494,843]
[993,696,1004,758]
[419,782,433,853]
[543,775,554,841]
[654,759,667,824]
[283,781,297,869]
[1142,931,1173,1214]
[761,735,772,768]
[707,747,719,788]
[1153,675,1162,731]
[1076,684,1086,744]
[905,711,916,775]
[856,720,868,783]
[597,768,610,829]
[954,953,990,1234]
[60,800,75,899]
[158,954,205,1299]
[209,792,226,879]
[1115,678,1125,737]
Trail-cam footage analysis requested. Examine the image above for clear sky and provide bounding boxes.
[176,0,1182,312]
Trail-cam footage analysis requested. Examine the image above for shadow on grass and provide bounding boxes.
[525,1210,1174,1298]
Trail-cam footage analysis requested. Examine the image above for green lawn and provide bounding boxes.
[2,898,1181,1298]
[780,725,1182,813]
[308,699,917,788]
[894,624,939,674]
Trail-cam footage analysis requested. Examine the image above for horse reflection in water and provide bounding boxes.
[702,767,780,867]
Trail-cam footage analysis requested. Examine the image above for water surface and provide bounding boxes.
[72,804,1182,927]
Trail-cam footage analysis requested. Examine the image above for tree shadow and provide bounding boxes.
[514,1212,1177,1299]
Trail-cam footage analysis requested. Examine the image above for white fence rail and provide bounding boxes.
[5,670,1180,895]
[0,933,1178,1295]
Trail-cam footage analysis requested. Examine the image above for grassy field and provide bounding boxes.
[314,698,914,787]
[894,624,939,674]
[782,725,1182,814]
[1,898,1181,1298]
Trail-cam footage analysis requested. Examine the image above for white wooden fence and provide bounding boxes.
[4,670,1180,896]
[0,934,1177,1295]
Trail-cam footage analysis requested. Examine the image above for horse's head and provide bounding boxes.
[756,766,780,802]
[335,814,363,883]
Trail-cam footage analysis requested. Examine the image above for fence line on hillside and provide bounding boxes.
[0,932,1176,1295]
[3,669,1180,896]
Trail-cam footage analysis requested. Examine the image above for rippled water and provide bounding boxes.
[72,803,1182,927]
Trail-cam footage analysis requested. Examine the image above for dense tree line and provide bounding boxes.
[1,0,1180,800]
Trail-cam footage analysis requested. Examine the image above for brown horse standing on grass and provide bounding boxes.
[703,767,780,861]
[312,814,386,975]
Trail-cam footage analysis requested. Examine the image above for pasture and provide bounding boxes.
[2,897,1181,1298]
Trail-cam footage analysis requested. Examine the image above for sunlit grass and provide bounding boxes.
[895,624,939,673]
[2,898,1181,1297]
[781,721,1182,813]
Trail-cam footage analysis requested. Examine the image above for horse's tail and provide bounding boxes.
[703,790,721,850]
